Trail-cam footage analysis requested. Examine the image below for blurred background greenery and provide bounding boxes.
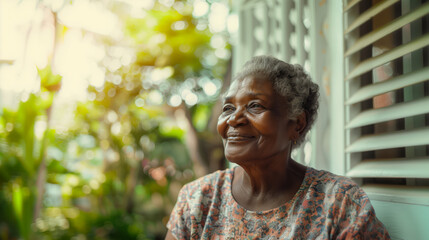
[0,0,235,239]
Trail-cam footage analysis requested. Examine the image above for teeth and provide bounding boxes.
[228,136,251,140]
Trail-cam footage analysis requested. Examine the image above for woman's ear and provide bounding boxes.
[290,111,307,141]
[295,111,307,134]
[287,111,307,141]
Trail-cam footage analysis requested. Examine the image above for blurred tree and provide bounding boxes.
[0,4,62,238]
[61,1,232,237]
[0,65,62,240]
[0,0,232,239]
[122,1,232,176]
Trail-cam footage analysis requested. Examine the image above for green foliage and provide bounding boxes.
[1,0,231,239]
[38,65,62,93]
[192,104,212,132]
[0,64,61,240]
[126,11,211,79]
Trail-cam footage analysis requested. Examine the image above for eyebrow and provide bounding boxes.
[223,92,268,103]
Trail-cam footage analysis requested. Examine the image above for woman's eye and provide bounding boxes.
[222,105,235,113]
[248,102,264,109]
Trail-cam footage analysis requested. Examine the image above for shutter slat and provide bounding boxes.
[344,0,361,12]
[346,127,429,152]
[346,67,429,105]
[345,2,429,56]
[345,0,400,34]
[241,0,262,10]
[346,157,429,178]
[363,184,429,206]
[346,34,429,80]
[280,0,292,61]
[295,0,305,65]
[346,96,429,129]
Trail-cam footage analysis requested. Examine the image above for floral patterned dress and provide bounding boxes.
[167,166,390,239]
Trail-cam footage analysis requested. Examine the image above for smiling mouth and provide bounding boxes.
[226,135,255,142]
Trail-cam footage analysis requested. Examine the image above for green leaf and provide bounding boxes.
[38,65,62,92]
[192,104,210,131]
[12,183,23,224]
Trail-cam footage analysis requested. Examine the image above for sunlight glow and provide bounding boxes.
[0,0,123,104]
[0,0,53,94]
[227,13,239,34]
[159,0,174,8]
[118,0,155,11]
[35,120,47,140]
[193,0,209,17]
[42,0,65,12]
[150,67,174,84]
[58,1,121,38]
[208,3,228,33]
[55,30,104,101]
[89,67,105,88]
[0,0,37,60]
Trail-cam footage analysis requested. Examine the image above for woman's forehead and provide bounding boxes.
[232,75,272,90]
[223,75,276,102]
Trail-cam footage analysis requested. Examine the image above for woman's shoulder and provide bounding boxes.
[302,167,372,215]
[305,167,362,195]
[179,167,234,199]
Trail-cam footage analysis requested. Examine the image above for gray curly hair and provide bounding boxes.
[233,55,319,147]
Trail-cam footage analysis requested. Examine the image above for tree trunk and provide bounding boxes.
[177,55,234,177]
[33,9,59,222]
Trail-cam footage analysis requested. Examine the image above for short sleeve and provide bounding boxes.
[335,186,390,239]
[167,185,191,240]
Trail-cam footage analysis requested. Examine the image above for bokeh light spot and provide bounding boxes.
[148,90,163,105]
[184,92,198,106]
[111,122,122,135]
[210,35,226,49]
[171,20,188,31]
[203,81,217,96]
[107,110,118,123]
[208,2,228,33]
[135,97,145,107]
[169,94,182,107]
[227,13,239,34]
[193,0,209,17]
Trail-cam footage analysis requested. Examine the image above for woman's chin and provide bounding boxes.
[225,151,253,165]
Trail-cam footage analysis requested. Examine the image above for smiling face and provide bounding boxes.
[217,75,297,164]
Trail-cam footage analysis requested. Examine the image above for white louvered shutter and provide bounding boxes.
[343,0,429,204]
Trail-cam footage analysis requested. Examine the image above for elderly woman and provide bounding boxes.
[166,56,390,239]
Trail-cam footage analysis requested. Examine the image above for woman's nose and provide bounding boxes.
[226,110,247,126]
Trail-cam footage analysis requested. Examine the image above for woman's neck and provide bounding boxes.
[232,158,307,211]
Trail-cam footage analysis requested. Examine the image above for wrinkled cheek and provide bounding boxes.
[216,116,228,137]
[221,138,227,148]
